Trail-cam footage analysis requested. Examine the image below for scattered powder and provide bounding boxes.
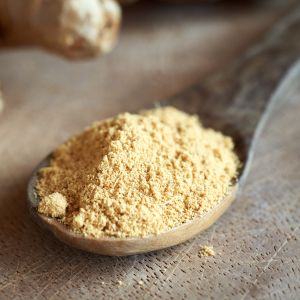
[36,106,239,238]
[138,280,144,285]
[118,281,126,286]
[199,245,216,258]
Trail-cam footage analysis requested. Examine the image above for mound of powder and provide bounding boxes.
[36,106,239,238]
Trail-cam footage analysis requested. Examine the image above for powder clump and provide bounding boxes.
[36,106,239,238]
[199,245,216,258]
[38,192,68,218]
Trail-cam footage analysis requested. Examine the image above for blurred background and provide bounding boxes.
[0,0,297,139]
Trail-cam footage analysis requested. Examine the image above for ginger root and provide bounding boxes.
[0,0,121,59]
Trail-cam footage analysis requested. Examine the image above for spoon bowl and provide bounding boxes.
[27,155,238,256]
[27,11,300,256]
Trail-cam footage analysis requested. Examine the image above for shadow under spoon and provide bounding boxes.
[27,7,300,256]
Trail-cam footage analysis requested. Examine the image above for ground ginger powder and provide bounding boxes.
[36,107,239,238]
[199,245,216,258]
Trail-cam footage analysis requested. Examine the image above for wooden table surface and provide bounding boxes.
[0,0,300,299]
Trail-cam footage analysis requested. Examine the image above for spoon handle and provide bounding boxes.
[168,5,300,183]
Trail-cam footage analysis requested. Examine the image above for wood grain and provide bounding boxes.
[1,0,300,299]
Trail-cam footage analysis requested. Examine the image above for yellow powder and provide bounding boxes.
[199,245,216,258]
[36,106,239,238]
[138,280,144,285]
[38,192,68,218]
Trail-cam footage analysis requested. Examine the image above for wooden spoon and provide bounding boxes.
[27,8,300,256]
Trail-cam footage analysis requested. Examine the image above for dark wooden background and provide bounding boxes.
[1,0,300,299]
